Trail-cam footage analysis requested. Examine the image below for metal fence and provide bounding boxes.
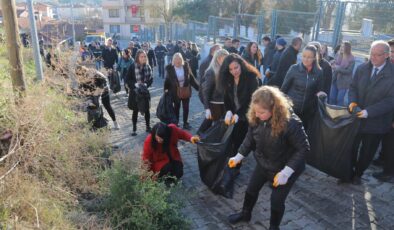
[207,16,235,43]
[234,14,264,43]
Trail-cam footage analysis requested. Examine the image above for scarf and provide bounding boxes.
[134,63,152,84]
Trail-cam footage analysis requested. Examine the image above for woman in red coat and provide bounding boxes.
[142,122,200,183]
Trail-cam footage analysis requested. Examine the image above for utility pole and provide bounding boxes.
[70,0,76,45]
[27,0,44,81]
[0,0,26,96]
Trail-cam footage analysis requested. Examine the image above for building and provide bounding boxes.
[102,0,173,40]
[56,3,102,20]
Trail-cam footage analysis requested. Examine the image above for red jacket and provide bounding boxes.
[142,124,192,173]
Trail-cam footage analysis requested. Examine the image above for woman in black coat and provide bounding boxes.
[126,50,153,136]
[242,42,263,85]
[281,45,325,130]
[219,53,259,157]
[164,52,199,130]
[227,86,309,230]
[189,43,201,80]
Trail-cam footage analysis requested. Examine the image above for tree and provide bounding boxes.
[145,0,180,40]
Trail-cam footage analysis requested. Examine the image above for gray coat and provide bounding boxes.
[334,59,355,90]
[201,68,224,109]
[238,114,308,177]
[348,60,394,134]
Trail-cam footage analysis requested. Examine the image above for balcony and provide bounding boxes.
[102,0,124,8]
[125,17,143,24]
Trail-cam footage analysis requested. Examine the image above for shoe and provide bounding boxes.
[113,121,120,130]
[352,176,362,185]
[269,226,280,230]
[183,123,192,130]
[337,178,352,184]
[373,172,394,182]
[228,211,251,224]
[146,127,152,133]
[372,157,384,166]
[131,131,137,136]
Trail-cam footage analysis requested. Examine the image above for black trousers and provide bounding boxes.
[157,58,165,78]
[132,109,150,131]
[101,90,116,121]
[382,130,394,174]
[351,133,384,177]
[245,163,302,227]
[174,98,190,124]
[230,120,249,156]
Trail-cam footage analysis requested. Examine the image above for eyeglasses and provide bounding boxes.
[370,52,387,57]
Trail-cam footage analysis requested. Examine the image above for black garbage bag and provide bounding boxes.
[87,96,108,130]
[135,84,151,115]
[156,92,178,124]
[197,120,234,193]
[108,69,121,94]
[307,95,359,181]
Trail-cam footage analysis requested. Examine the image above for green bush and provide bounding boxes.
[102,158,191,230]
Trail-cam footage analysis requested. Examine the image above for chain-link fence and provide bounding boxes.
[234,14,264,43]
[207,16,235,43]
[187,20,209,45]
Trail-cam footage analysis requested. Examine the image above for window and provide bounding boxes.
[108,9,119,18]
[109,25,120,33]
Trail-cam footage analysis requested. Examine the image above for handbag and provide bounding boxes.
[177,86,191,99]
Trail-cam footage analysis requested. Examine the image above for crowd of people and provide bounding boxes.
[76,35,394,229]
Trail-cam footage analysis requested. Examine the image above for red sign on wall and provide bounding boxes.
[129,5,139,16]
[133,25,139,32]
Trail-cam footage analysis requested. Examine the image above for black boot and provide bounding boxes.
[228,193,258,224]
[270,209,284,229]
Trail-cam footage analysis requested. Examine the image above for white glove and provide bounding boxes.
[273,166,294,187]
[225,110,233,125]
[205,109,212,120]
[228,153,244,168]
[357,109,368,119]
[316,91,327,97]
[231,114,239,124]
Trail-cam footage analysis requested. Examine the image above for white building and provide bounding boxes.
[102,0,173,40]
[56,3,101,20]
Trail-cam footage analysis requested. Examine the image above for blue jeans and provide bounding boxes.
[95,60,102,70]
[330,83,347,106]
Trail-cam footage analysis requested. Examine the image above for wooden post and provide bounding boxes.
[1,0,26,97]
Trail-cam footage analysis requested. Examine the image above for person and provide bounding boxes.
[143,42,157,70]
[39,39,45,57]
[262,36,276,75]
[219,53,259,158]
[265,38,287,85]
[45,46,57,70]
[91,42,103,70]
[125,50,153,136]
[198,44,221,103]
[242,42,263,85]
[117,49,134,93]
[127,41,138,59]
[227,86,309,230]
[189,43,200,80]
[372,38,394,183]
[102,38,118,69]
[76,65,120,129]
[223,37,233,52]
[180,42,192,62]
[309,41,333,98]
[329,41,355,106]
[226,38,241,54]
[165,53,199,130]
[142,122,200,185]
[166,40,175,65]
[321,44,333,62]
[347,40,394,185]
[154,40,169,78]
[268,37,303,88]
[281,45,324,130]
[202,49,229,121]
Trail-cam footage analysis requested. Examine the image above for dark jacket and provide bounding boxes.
[266,48,285,79]
[238,114,308,178]
[334,58,355,90]
[226,46,239,54]
[189,50,200,73]
[164,62,199,102]
[166,43,175,56]
[198,54,213,103]
[319,58,333,96]
[147,49,157,67]
[268,45,299,88]
[348,60,394,134]
[102,46,118,69]
[126,63,153,111]
[242,52,262,70]
[154,45,168,60]
[202,68,224,109]
[223,72,259,120]
[281,63,323,116]
[263,41,276,71]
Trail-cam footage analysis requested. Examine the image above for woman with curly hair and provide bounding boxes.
[227,86,309,230]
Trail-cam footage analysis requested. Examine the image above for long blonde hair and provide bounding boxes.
[247,86,293,137]
[207,49,229,83]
